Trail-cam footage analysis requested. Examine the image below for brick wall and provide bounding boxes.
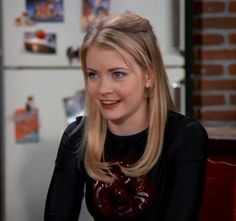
[193,0,236,127]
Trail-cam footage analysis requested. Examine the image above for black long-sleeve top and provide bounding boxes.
[44,111,208,221]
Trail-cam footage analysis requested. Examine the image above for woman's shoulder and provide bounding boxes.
[55,117,86,177]
[61,116,86,151]
[164,111,208,162]
[166,111,208,139]
[64,116,84,134]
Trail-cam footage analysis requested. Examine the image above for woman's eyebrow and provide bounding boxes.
[86,67,129,72]
[108,67,129,72]
[86,68,97,72]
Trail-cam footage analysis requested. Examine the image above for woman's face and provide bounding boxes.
[85,44,152,134]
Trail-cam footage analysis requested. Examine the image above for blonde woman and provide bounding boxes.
[45,12,208,221]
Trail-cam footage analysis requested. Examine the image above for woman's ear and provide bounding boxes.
[145,71,154,88]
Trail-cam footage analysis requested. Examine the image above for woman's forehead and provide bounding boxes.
[86,44,134,64]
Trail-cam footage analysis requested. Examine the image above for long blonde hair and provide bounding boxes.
[80,12,175,182]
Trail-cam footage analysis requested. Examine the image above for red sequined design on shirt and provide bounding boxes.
[91,162,154,219]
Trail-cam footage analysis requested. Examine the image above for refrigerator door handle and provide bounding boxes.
[172,78,186,114]
[172,0,185,56]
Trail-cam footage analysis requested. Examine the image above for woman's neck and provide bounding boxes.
[108,117,148,136]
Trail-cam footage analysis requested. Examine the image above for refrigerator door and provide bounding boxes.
[2,67,185,221]
[2,0,83,67]
[3,0,184,68]
[3,68,85,221]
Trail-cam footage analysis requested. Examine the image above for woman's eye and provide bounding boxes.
[112,71,126,79]
[87,72,99,80]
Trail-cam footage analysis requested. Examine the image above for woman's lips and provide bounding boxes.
[100,100,120,109]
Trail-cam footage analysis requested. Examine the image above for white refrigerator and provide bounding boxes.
[1,1,185,221]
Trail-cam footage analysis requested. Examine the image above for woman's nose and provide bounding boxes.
[98,77,113,94]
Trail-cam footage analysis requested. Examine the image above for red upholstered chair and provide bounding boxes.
[198,139,236,221]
